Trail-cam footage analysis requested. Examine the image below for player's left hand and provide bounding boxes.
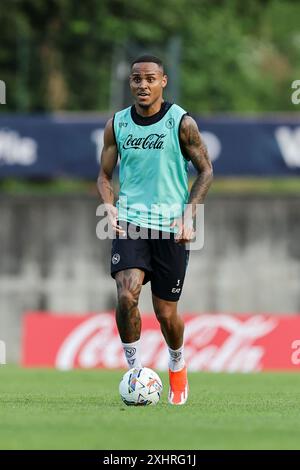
[170,217,195,244]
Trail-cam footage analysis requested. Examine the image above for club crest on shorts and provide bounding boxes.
[112,253,120,265]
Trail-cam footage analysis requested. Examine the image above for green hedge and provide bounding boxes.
[1,0,300,113]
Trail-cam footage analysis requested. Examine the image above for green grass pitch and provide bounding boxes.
[1,366,300,450]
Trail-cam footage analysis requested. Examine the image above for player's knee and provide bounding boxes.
[155,307,175,326]
[118,289,139,312]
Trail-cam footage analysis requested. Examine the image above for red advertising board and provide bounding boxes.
[22,312,300,372]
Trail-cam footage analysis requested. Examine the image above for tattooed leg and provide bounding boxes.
[115,269,145,343]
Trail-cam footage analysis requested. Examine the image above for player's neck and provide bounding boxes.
[134,99,164,117]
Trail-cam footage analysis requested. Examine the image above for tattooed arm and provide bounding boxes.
[171,115,213,243]
[180,114,213,209]
[96,118,125,235]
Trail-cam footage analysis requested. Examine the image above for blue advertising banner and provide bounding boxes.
[0,114,299,178]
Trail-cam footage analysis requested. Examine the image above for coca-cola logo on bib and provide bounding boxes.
[122,133,166,150]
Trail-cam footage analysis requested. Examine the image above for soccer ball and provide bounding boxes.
[119,367,163,406]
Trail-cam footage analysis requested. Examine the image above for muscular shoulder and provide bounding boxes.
[179,115,200,146]
[179,114,212,173]
[104,117,116,147]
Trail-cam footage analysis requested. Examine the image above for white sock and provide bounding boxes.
[168,345,185,372]
[122,340,142,369]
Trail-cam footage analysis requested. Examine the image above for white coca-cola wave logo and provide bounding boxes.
[55,314,278,372]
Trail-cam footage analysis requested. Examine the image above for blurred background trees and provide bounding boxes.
[1,0,300,113]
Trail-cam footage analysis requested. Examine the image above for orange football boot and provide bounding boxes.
[168,366,189,405]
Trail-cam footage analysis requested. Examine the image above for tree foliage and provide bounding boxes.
[1,0,299,112]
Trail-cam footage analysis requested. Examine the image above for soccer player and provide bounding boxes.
[97,55,213,405]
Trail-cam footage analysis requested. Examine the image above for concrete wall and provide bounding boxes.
[0,194,300,361]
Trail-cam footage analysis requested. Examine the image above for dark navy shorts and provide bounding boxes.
[111,221,190,302]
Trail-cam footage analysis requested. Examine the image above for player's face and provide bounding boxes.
[129,63,167,108]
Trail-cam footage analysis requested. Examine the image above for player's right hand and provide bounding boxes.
[105,204,126,236]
